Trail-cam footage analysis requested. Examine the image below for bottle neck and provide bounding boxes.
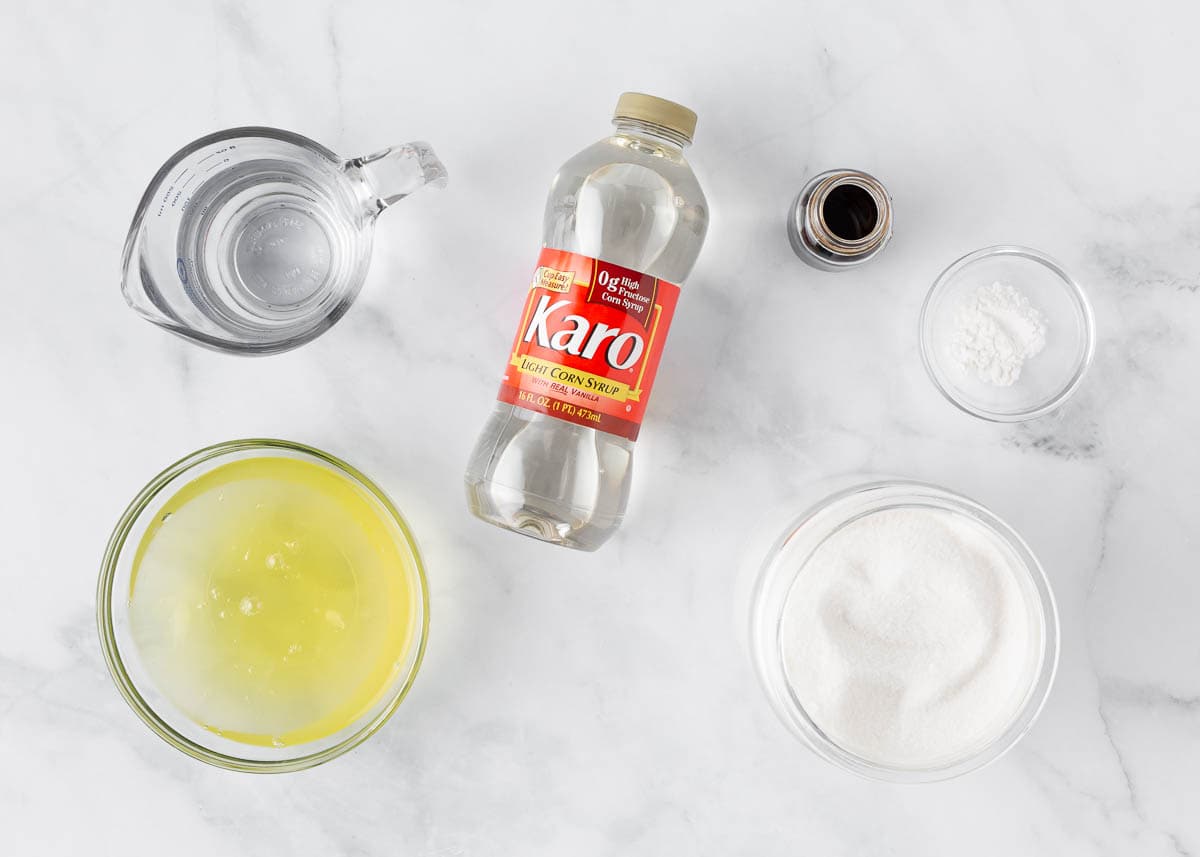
[612,118,690,151]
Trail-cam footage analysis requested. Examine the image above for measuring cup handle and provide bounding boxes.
[348,142,447,213]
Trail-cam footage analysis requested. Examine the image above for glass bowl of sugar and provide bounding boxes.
[750,480,1059,783]
[920,245,1095,421]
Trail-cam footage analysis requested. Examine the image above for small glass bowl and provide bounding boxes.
[920,245,1095,421]
[750,480,1059,783]
[96,439,429,773]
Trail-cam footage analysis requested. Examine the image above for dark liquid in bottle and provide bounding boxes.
[822,184,878,241]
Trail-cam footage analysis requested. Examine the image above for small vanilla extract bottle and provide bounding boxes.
[788,169,893,270]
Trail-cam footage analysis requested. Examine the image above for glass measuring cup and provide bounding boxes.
[121,127,447,354]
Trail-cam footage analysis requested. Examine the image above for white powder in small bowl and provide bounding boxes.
[949,281,1047,387]
[780,507,1043,769]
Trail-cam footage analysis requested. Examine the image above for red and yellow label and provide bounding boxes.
[497,248,680,440]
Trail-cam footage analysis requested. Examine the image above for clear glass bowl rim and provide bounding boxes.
[918,244,1096,422]
[96,438,430,773]
[750,479,1061,784]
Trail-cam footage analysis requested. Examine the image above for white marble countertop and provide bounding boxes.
[3,1,1199,854]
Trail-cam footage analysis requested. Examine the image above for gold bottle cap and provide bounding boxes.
[613,92,697,142]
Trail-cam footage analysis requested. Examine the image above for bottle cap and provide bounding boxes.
[614,92,697,143]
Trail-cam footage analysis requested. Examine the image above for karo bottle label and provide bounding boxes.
[496,247,680,440]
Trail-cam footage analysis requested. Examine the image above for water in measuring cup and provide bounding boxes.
[465,102,708,551]
[176,159,366,335]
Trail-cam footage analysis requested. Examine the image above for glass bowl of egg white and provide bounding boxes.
[750,481,1059,783]
[97,439,429,772]
[920,245,1095,421]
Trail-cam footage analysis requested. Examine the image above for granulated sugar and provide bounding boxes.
[780,507,1042,768]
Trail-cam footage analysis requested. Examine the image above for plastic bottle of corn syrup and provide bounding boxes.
[465,92,709,551]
